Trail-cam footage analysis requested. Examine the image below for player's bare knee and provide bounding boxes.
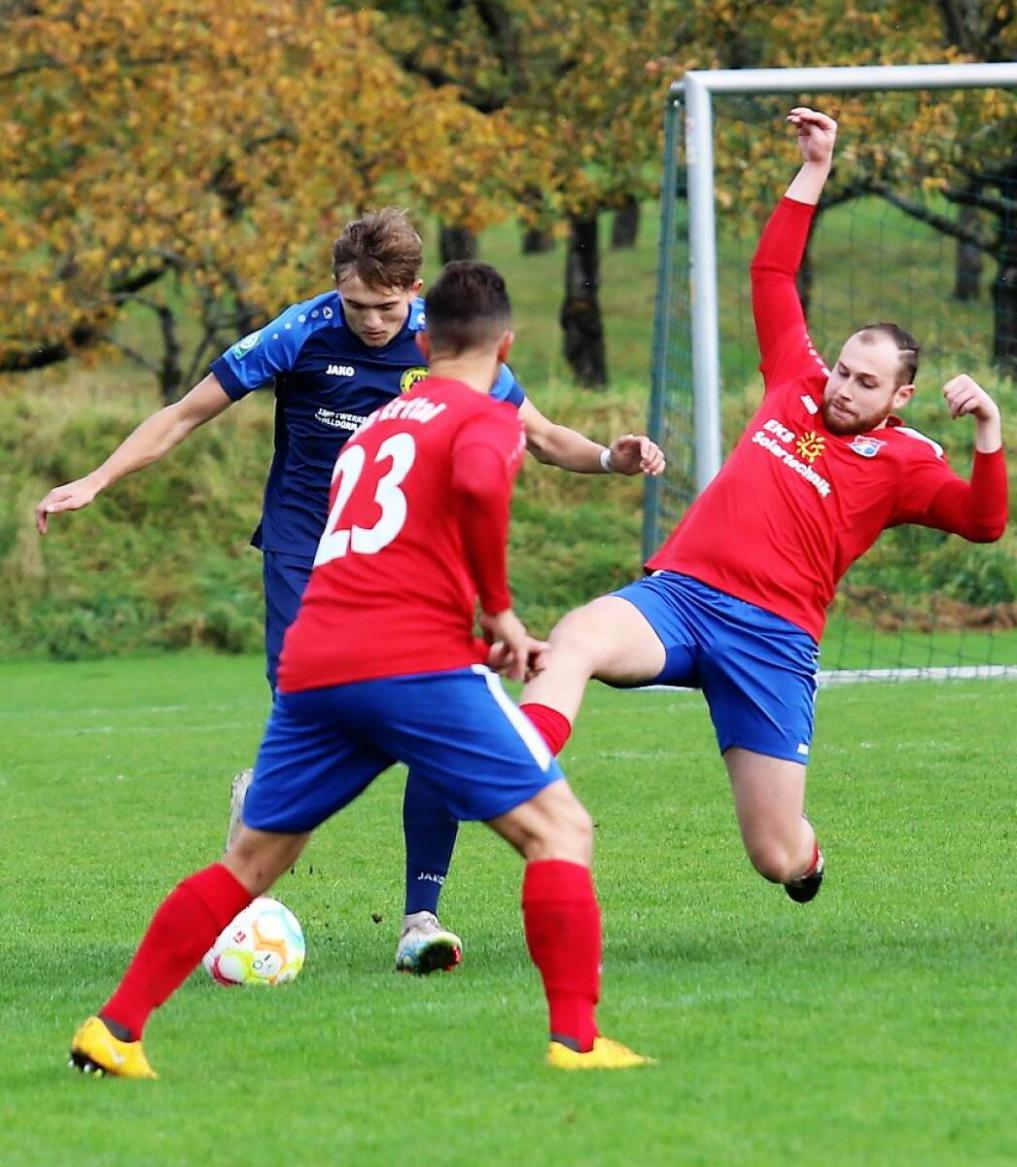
[547,605,602,668]
[745,838,799,884]
[541,792,593,864]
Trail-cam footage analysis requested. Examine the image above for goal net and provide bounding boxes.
[646,65,1017,681]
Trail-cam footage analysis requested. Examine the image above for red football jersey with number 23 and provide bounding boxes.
[278,376,526,691]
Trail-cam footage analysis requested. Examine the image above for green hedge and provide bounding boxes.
[1,379,650,660]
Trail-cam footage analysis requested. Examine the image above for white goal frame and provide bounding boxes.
[646,62,1017,683]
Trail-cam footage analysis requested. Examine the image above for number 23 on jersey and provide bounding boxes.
[314,433,416,567]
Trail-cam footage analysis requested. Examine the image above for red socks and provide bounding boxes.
[103,863,252,1040]
[522,859,601,1052]
[519,703,572,756]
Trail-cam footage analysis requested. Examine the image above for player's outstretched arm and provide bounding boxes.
[783,107,837,206]
[34,374,233,534]
[518,398,665,476]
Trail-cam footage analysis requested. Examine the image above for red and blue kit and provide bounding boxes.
[279,376,525,691]
[244,376,559,833]
[649,196,1007,643]
[617,197,1007,763]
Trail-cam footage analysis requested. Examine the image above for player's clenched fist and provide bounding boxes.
[942,374,1000,423]
[787,107,838,164]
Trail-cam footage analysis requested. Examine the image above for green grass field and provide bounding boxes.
[3,653,1016,1166]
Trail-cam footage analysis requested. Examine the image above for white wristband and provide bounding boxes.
[599,447,614,473]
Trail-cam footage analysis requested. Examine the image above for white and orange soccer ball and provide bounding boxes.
[203,896,305,987]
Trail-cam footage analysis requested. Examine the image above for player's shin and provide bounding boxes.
[101,863,252,1039]
[519,703,573,755]
[402,773,459,916]
[521,859,601,1052]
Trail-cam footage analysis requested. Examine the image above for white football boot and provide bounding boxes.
[394,911,463,974]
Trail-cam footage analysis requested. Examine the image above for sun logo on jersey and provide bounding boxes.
[400,367,428,394]
[795,431,826,463]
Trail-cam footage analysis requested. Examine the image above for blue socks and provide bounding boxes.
[402,772,459,916]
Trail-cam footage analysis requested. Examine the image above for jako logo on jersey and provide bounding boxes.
[230,330,262,359]
[849,435,886,458]
[400,366,428,393]
[800,395,819,415]
[326,364,355,377]
[795,431,826,463]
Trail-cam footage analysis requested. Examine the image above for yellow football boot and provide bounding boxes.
[547,1035,655,1070]
[68,1016,158,1079]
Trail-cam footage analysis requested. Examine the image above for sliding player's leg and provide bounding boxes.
[395,772,463,974]
[693,583,824,901]
[519,587,668,751]
[724,749,822,899]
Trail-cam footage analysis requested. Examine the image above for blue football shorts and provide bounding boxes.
[242,664,563,834]
[610,571,820,764]
[262,551,313,691]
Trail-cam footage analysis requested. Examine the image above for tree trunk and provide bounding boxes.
[954,205,983,301]
[991,256,1017,373]
[438,224,478,264]
[610,196,640,249]
[157,304,184,403]
[560,214,607,387]
[521,224,554,254]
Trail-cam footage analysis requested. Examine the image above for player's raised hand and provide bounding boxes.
[607,433,666,477]
[787,107,838,166]
[34,476,101,534]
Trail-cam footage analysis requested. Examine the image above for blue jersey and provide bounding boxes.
[210,292,526,562]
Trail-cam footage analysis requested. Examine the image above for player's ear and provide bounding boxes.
[892,383,915,411]
[416,331,432,362]
[495,329,515,365]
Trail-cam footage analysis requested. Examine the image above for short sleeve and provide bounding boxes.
[490,364,526,409]
[210,298,325,400]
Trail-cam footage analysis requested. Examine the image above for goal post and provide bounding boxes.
[646,63,1017,680]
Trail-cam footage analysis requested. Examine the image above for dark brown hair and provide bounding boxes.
[424,261,512,354]
[856,322,920,386]
[331,208,423,289]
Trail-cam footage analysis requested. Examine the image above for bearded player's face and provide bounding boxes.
[821,332,914,435]
[338,274,422,347]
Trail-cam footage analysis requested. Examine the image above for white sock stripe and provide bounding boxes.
[472,664,554,771]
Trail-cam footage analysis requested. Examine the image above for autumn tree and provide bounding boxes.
[0,0,506,399]
[373,0,695,387]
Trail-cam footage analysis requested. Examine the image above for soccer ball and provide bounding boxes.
[202,896,306,987]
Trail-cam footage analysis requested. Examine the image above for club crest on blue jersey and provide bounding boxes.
[400,366,428,393]
[230,330,262,359]
[848,435,886,458]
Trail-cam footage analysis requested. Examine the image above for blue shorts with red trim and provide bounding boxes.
[243,665,563,833]
[611,572,819,764]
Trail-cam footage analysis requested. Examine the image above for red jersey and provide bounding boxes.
[278,376,526,692]
[649,197,1008,642]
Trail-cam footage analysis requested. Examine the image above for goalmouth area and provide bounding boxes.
[646,63,1017,682]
